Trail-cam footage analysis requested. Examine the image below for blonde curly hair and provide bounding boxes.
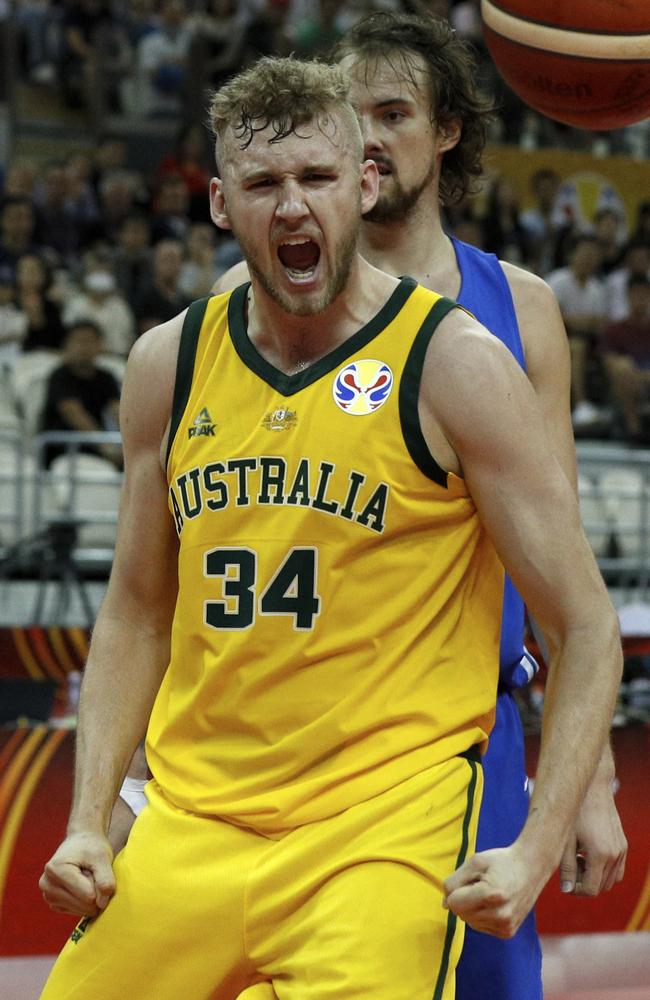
[208,56,362,172]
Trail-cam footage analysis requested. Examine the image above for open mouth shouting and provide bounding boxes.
[277,237,321,284]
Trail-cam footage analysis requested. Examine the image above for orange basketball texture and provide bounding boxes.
[480,0,650,129]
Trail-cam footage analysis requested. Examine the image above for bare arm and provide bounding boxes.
[39,316,183,916]
[420,315,622,936]
[505,263,627,896]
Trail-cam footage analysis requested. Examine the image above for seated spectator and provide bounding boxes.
[16,0,58,84]
[134,237,190,334]
[89,169,149,246]
[0,265,28,370]
[1,157,38,199]
[39,319,122,468]
[592,206,627,277]
[547,234,607,431]
[519,167,561,276]
[136,0,192,118]
[604,239,650,322]
[479,174,529,266]
[107,212,153,309]
[293,0,345,58]
[179,222,217,300]
[186,0,249,93]
[63,265,136,357]
[0,195,42,270]
[156,123,211,222]
[58,0,113,110]
[602,276,650,441]
[89,133,128,198]
[15,252,66,352]
[150,173,191,244]
[33,160,88,263]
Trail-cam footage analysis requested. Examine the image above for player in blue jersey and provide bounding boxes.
[206,14,627,1000]
[334,14,627,999]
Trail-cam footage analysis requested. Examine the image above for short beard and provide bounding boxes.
[232,214,361,317]
[364,161,437,224]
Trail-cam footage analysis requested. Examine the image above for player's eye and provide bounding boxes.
[384,110,405,123]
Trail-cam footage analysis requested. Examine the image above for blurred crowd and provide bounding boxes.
[0,0,649,454]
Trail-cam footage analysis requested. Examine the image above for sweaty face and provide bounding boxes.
[216,114,367,317]
[341,54,440,223]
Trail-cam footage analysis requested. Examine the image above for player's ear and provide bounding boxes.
[210,177,232,231]
[360,158,379,216]
[437,118,462,153]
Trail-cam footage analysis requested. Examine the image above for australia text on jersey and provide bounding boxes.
[169,457,390,535]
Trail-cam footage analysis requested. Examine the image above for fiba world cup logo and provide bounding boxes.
[332,360,394,415]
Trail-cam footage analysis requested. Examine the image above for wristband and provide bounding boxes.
[118,776,148,816]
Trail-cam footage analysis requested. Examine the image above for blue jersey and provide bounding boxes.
[452,238,539,690]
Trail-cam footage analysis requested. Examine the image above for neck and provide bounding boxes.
[247,256,396,375]
[359,193,460,297]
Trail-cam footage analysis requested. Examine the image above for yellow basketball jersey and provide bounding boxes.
[146,278,504,833]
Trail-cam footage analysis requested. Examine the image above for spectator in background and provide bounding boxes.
[150,173,191,244]
[293,0,345,58]
[91,169,148,246]
[0,195,42,270]
[547,234,607,432]
[519,167,561,276]
[187,0,250,93]
[15,252,66,352]
[602,276,650,442]
[58,0,112,110]
[604,240,650,323]
[16,0,58,84]
[156,123,211,222]
[39,319,122,468]
[631,200,650,245]
[63,265,136,357]
[108,212,153,308]
[136,0,192,117]
[33,160,87,262]
[479,174,529,266]
[245,0,292,59]
[1,157,38,200]
[179,222,217,299]
[592,207,626,277]
[134,237,189,334]
[89,133,128,198]
[0,265,28,369]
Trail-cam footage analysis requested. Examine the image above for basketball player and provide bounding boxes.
[39,57,621,1000]
[209,15,627,1000]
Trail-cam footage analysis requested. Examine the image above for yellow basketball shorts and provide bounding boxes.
[41,750,482,1000]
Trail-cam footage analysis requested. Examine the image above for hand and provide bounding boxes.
[559,774,627,896]
[39,831,115,917]
[443,844,546,939]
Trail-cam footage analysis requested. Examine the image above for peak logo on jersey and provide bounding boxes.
[70,916,93,943]
[189,407,216,439]
[332,360,393,415]
[262,408,298,431]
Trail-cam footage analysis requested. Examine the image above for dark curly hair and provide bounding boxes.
[332,12,495,206]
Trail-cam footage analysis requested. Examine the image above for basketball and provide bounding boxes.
[480,0,650,130]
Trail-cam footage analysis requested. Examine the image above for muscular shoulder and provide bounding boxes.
[120,312,185,448]
[499,260,566,379]
[419,305,530,473]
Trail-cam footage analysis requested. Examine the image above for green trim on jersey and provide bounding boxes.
[166,297,212,469]
[227,277,418,396]
[398,296,459,489]
[432,750,481,1000]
